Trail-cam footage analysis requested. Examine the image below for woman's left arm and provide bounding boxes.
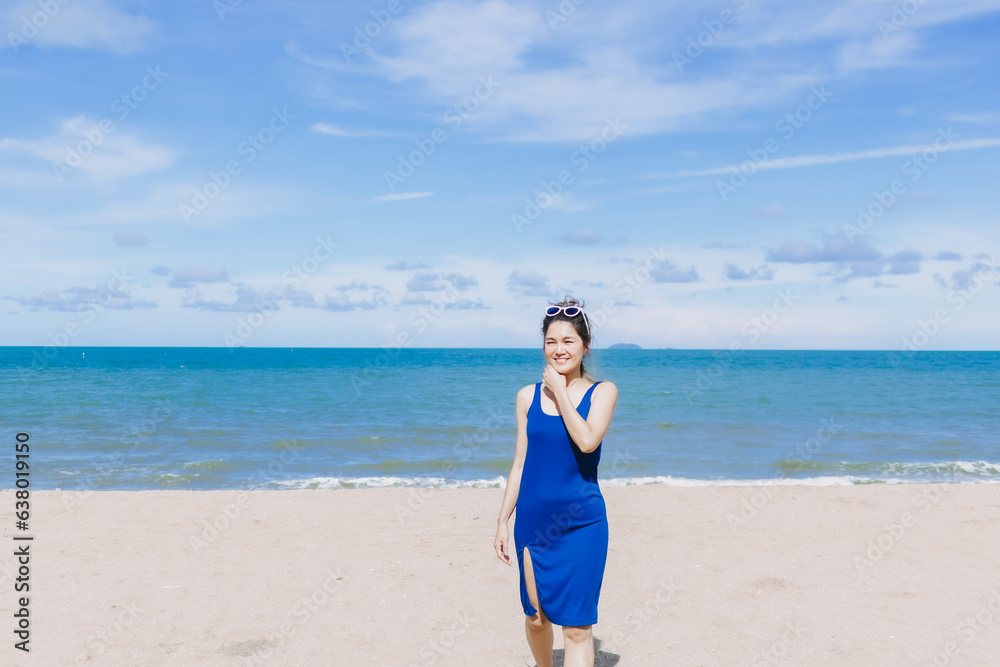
[556,381,618,454]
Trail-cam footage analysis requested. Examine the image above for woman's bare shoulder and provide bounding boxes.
[593,381,618,399]
[514,384,536,415]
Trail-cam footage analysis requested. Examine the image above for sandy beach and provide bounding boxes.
[2,483,999,665]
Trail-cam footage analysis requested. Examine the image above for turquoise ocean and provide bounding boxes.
[1,347,998,490]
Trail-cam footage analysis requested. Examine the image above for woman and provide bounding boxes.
[494,296,619,667]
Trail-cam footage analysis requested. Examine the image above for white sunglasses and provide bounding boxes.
[545,305,591,339]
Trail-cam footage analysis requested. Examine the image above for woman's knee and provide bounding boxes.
[562,625,592,643]
[526,611,550,631]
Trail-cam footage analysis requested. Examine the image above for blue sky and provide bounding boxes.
[1,0,999,349]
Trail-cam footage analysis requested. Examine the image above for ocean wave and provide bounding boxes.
[249,462,1000,490]
[264,475,509,490]
[774,459,1000,481]
[29,462,1000,492]
[600,476,860,487]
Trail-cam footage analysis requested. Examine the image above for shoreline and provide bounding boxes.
[26,469,1000,493]
[2,484,998,665]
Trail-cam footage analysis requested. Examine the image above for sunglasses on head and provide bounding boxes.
[545,305,591,339]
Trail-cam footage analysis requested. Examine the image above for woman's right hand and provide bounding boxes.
[494,522,512,565]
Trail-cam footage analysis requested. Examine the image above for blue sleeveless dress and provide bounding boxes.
[514,381,608,626]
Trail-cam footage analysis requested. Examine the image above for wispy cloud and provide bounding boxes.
[1,0,157,55]
[400,292,487,308]
[310,122,369,137]
[649,137,1000,179]
[767,235,882,264]
[947,112,1000,124]
[5,283,156,311]
[0,116,175,183]
[384,260,430,270]
[724,263,774,281]
[538,193,593,212]
[955,257,1000,289]
[766,235,932,282]
[323,281,390,311]
[373,192,433,201]
[727,0,1000,52]
[506,268,549,296]
[168,265,229,289]
[406,271,478,292]
[182,283,317,311]
[836,33,920,72]
[299,0,820,142]
[296,0,1000,143]
[886,249,923,275]
[652,261,699,283]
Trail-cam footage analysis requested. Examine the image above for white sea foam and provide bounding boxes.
[257,462,1000,489]
[267,475,509,490]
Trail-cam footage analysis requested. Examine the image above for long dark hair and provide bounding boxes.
[541,295,599,382]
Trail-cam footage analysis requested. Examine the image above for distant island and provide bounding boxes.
[607,343,642,349]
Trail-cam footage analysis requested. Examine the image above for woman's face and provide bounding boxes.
[543,320,587,375]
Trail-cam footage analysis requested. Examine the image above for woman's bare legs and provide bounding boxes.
[522,546,553,667]
[562,625,594,667]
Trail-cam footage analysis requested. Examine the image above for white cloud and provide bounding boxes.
[651,137,1000,179]
[836,32,920,72]
[651,261,700,283]
[373,191,433,201]
[542,192,592,212]
[169,265,229,289]
[49,181,317,227]
[299,0,821,142]
[181,283,318,311]
[310,122,367,137]
[372,0,542,85]
[323,283,390,311]
[0,116,175,184]
[292,0,1000,142]
[4,282,156,311]
[947,112,1000,124]
[724,263,774,281]
[729,0,1000,49]
[2,0,157,55]
[506,268,550,296]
